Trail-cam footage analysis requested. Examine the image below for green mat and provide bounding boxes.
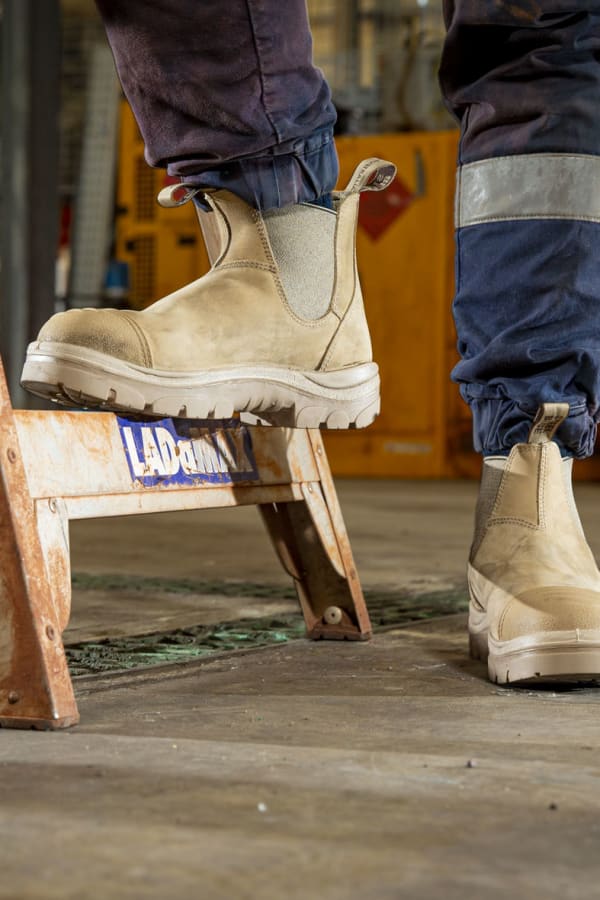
[67,573,468,676]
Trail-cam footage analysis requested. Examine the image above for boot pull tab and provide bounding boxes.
[157,184,207,208]
[340,158,397,198]
[528,402,570,444]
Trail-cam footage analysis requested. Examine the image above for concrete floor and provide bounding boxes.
[3,479,600,898]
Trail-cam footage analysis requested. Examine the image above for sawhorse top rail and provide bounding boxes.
[0,360,371,728]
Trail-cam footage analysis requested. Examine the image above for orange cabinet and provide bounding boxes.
[324,131,466,477]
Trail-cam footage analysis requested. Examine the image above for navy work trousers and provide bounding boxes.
[95,0,338,210]
[441,2,600,458]
[96,0,600,458]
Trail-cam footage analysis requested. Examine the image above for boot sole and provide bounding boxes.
[468,565,600,684]
[21,342,380,429]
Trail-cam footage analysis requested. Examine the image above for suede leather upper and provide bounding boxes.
[471,441,600,643]
[36,179,374,375]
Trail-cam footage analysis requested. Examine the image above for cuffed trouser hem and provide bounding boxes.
[169,127,339,211]
[465,394,596,459]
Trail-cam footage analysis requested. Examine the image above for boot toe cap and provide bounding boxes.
[37,309,149,367]
[498,585,600,643]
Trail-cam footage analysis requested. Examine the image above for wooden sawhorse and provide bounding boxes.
[0,360,371,728]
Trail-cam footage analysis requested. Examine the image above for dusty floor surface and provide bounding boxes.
[2,479,600,898]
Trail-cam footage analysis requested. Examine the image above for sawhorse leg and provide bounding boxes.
[0,370,77,728]
[261,433,370,640]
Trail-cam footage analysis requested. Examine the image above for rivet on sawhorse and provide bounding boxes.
[323,606,343,625]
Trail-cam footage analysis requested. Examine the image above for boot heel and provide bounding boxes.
[468,629,489,662]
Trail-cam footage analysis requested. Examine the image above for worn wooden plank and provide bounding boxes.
[61,483,303,520]
[15,412,320,498]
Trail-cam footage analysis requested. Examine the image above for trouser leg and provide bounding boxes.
[440,2,600,458]
[95,0,338,209]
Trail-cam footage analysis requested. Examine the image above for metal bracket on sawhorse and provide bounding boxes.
[0,359,371,729]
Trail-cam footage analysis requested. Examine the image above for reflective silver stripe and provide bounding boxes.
[456,153,600,228]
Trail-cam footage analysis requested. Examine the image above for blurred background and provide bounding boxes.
[3,0,575,481]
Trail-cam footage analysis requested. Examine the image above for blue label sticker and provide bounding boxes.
[117,417,259,487]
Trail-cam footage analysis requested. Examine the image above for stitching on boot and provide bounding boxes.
[497,599,515,641]
[320,197,362,368]
[252,209,276,266]
[489,444,543,530]
[487,517,540,531]
[212,256,326,326]
[330,199,358,319]
[120,313,153,368]
[209,199,232,266]
[319,302,354,370]
[218,261,277,273]
[538,445,547,530]
[489,451,512,518]
[329,201,342,317]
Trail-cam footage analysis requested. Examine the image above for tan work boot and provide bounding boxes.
[468,403,600,684]
[21,158,395,428]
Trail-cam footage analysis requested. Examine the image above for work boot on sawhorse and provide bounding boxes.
[0,357,371,729]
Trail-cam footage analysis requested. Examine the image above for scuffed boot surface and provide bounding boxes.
[21,159,396,429]
[469,403,600,685]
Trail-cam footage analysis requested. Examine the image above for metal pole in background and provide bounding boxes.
[1,0,61,408]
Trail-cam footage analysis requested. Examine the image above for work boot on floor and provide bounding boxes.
[468,403,600,684]
[21,158,396,429]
